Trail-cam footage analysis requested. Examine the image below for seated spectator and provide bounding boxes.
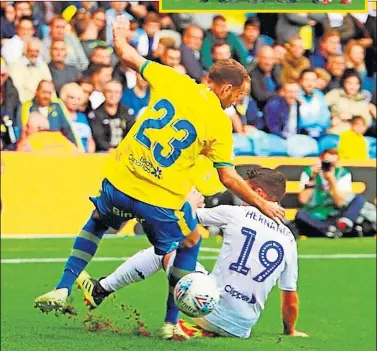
[314,68,332,92]
[324,54,346,93]
[9,38,52,103]
[148,36,177,65]
[211,41,231,62]
[78,17,103,59]
[20,80,82,148]
[272,44,287,66]
[160,46,186,74]
[112,61,134,90]
[105,1,134,46]
[345,40,368,80]
[0,58,21,150]
[78,77,94,113]
[239,17,269,64]
[1,16,35,65]
[82,45,113,77]
[281,36,311,84]
[48,40,81,95]
[249,46,281,111]
[121,73,150,118]
[295,148,366,238]
[323,14,359,46]
[41,15,89,71]
[91,8,106,41]
[60,82,95,153]
[201,15,248,70]
[310,30,341,69]
[180,25,204,83]
[0,3,16,40]
[264,81,319,157]
[89,63,113,110]
[88,80,134,152]
[136,12,161,57]
[338,116,370,160]
[298,69,331,139]
[326,69,373,135]
[16,111,78,152]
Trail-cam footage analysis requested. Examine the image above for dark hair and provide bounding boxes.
[213,15,226,23]
[244,17,260,29]
[299,69,317,80]
[17,16,34,26]
[208,59,250,88]
[211,40,228,54]
[245,167,287,202]
[91,63,112,74]
[341,68,362,89]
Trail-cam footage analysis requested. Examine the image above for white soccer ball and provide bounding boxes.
[174,273,220,318]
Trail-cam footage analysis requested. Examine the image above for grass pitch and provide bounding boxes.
[1,236,376,351]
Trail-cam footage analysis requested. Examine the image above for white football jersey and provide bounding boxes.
[196,205,298,339]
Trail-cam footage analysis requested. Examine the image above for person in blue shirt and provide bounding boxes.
[121,73,150,118]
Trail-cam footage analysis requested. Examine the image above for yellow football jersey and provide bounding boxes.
[104,61,233,210]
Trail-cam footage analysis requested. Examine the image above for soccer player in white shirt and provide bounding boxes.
[77,167,308,339]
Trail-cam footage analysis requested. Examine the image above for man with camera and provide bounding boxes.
[294,148,366,238]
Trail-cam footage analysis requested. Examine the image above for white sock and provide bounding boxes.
[100,247,163,292]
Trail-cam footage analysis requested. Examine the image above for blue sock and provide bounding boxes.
[56,213,108,294]
[165,238,202,324]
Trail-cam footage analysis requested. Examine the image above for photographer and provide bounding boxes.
[295,148,366,238]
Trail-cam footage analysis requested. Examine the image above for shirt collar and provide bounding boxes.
[24,56,42,67]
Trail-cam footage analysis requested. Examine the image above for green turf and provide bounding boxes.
[160,0,365,12]
[1,237,376,351]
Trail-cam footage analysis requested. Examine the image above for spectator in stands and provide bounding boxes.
[41,15,89,71]
[137,12,161,57]
[1,16,35,65]
[0,58,20,150]
[91,8,106,41]
[264,81,319,156]
[60,82,95,153]
[112,60,133,90]
[82,45,113,77]
[20,80,82,148]
[160,46,186,74]
[148,36,177,65]
[298,69,331,139]
[324,54,346,93]
[249,46,281,110]
[9,38,52,103]
[272,44,287,65]
[295,148,366,238]
[310,30,341,69]
[78,17,102,59]
[238,17,267,64]
[0,3,16,40]
[326,69,373,135]
[281,36,311,84]
[78,77,94,113]
[314,68,332,92]
[48,40,81,95]
[345,40,368,80]
[180,25,204,83]
[105,1,134,46]
[88,80,134,152]
[211,42,231,62]
[89,64,113,110]
[121,73,150,118]
[201,15,249,70]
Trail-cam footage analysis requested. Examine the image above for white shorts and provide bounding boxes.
[194,317,235,337]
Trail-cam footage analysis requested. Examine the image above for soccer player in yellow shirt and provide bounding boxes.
[35,16,285,340]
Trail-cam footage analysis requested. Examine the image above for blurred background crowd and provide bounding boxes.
[0,1,376,158]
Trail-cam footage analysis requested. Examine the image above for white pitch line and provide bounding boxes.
[1,254,376,264]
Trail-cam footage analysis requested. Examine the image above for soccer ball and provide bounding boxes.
[174,273,220,318]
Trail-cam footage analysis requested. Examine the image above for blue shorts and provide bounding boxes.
[90,179,198,255]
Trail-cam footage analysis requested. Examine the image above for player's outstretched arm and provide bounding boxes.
[217,167,285,221]
[112,16,146,72]
[281,290,308,337]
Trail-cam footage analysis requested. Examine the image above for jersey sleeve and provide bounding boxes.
[278,239,298,292]
[197,206,234,228]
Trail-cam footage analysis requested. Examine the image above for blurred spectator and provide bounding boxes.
[212,42,231,62]
[0,3,16,40]
[91,8,106,41]
[338,116,369,160]
[295,148,366,238]
[121,73,150,118]
[1,16,35,64]
[112,61,133,90]
[0,58,20,149]
[48,40,81,95]
[239,17,269,64]
[9,38,52,103]
[298,69,331,139]
[314,68,332,92]
[281,36,311,84]
[82,45,112,77]
[146,36,175,65]
[249,46,281,110]
[137,12,161,57]
[272,44,287,65]
[345,40,367,80]
[16,111,78,152]
[60,82,95,153]
[88,80,134,152]
[275,14,326,47]
[160,46,186,74]
[201,15,248,70]
[77,17,102,58]
[180,25,204,82]
[88,63,113,110]
[41,15,89,71]
[326,69,373,135]
[20,80,82,148]
[78,77,94,113]
[322,14,357,45]
[106,1,134,46]
[310,30,341,69]
[324,54,346,92]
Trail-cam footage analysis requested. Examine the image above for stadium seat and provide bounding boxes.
[286,135,319,157]
[318,134,340,154]
[233,133,254,156]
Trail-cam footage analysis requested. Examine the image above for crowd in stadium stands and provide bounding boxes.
[0,1,376,159]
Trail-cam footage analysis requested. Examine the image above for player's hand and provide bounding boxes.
[260,199,285,222]
[285,330,309,337]
[186,187,205,212]
[112,16,131,58]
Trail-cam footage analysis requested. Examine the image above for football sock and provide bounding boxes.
[100,247,163,292]
[56,213,108,294]
[165,237,202,324]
